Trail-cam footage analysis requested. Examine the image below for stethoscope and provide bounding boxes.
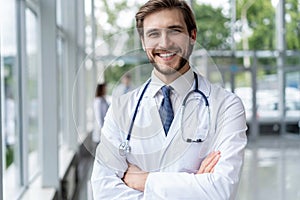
[119,72,210,156]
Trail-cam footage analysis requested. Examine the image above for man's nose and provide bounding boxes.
[158,32,172,48]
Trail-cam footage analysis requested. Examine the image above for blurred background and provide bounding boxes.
[0,0,299,199]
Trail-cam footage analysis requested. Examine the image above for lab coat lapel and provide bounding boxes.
[163,91,200,147]
[132,93,166,143]
[161,101,197,151]
[128,93,168,171]
[134,91,183,170]
[158,111,195,171]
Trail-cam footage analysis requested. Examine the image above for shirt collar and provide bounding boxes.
[148,68,194,98]
[169,68,194,97]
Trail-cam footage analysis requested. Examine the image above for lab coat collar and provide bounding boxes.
[196,73,211,98]
[148,73,164,98]
[169,69,194,98]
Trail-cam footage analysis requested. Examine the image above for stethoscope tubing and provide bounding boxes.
[120,72,210,156]
[126,79,151,141]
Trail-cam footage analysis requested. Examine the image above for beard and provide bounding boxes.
[147,53,188,75]
[152,57,187,75]
[145,43,194,75]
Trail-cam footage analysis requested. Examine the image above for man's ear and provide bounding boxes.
[190,29,197,45]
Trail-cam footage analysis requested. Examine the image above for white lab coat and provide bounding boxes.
[91,73,247,200]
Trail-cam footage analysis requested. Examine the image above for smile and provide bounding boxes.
[157,52,178,60]
[159,52,176,58]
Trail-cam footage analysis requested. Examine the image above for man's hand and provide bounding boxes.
[197,151,221,174]
[123,164,149,192]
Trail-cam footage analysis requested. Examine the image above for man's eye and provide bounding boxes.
[169,29,181,34]
[147,32,159,38]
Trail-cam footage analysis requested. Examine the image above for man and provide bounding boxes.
[91,0,247,199]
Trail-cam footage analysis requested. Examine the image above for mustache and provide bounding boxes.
[153,48,180,54]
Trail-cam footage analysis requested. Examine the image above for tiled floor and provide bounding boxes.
[236,135,300,200]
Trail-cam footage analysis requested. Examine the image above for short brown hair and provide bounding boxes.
[95,83,106,97]
[135,0,197,38]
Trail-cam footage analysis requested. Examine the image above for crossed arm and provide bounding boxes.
[123,151,221,191]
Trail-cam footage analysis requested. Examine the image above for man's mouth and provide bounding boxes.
[157,52,177,59]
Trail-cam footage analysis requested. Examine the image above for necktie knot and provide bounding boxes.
[161,86,171,98]
[159,85,174,135]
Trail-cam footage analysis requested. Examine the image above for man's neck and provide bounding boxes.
[154,65,191,85]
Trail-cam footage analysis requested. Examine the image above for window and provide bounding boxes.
[1,1,22,199]
[1,1,41,198]
[1,0,89,199]
[57,37,67,146]
[85,0,97,133]
[25,7,39,180]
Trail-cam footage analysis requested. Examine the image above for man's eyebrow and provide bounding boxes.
[167,25,185,30]
[144,25,185,34]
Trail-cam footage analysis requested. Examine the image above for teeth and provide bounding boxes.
[160,52,176,58]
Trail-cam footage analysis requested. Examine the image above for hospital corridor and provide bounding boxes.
[1,0,300,199]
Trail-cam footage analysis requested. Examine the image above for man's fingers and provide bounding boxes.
[203,153,220,173]
[198,151,221,174]
[199,151,218,171]
[123,164,149,192]
[204,151,220,166]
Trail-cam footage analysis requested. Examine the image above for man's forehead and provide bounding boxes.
[142,9,185,28]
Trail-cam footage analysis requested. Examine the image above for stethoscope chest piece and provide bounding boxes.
[119,140,131,156]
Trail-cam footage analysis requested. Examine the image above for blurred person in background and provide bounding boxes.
[93,83,109,143]
[112,73,134,97]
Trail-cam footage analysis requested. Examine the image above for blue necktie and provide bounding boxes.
[159,86,174,135]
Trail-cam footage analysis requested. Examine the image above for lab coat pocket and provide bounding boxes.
[181,126,209,143]
[179,144,203,174]
[179,132,211,174]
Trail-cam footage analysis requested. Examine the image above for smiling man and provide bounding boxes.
[140,5,196,82]
[91,0,247,199]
